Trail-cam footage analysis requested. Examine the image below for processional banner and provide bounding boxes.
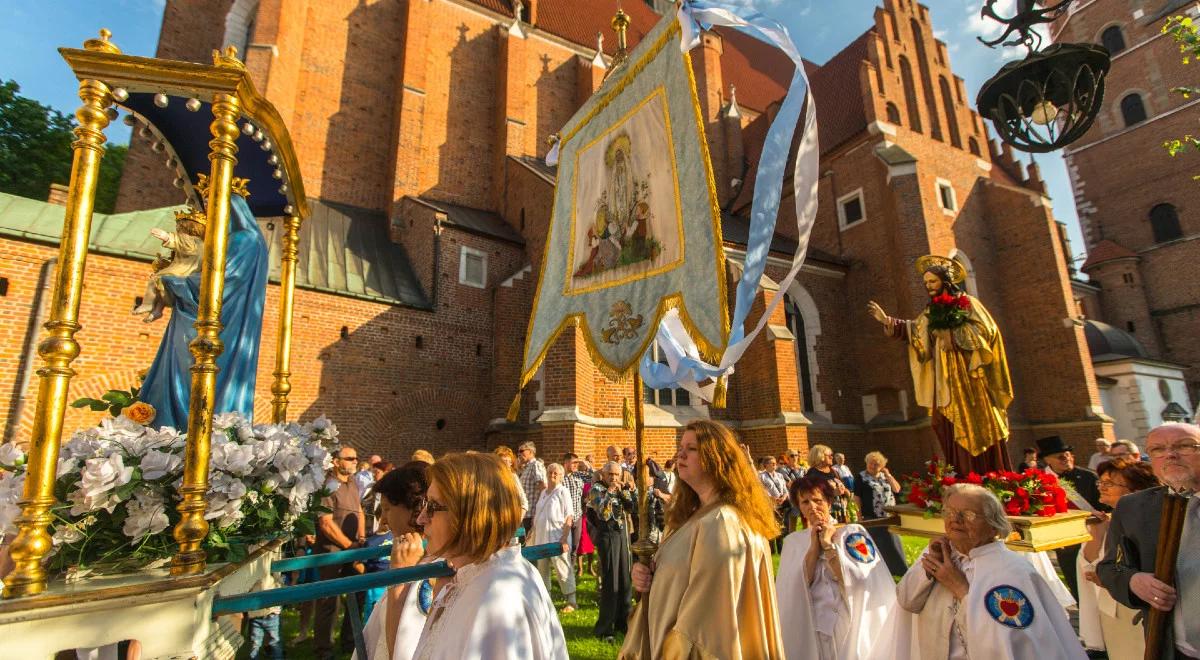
[509,14,728,414]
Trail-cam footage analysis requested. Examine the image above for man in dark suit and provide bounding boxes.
[1037,435,1106,600]
[1098,423,1200,660]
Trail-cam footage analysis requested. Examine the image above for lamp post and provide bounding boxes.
[975,0,1111,153]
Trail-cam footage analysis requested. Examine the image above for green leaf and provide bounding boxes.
[102,390,133,406]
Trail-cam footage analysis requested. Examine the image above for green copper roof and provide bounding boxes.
[0,192,428,308]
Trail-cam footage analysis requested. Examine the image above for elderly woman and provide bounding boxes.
[893,484,1087,660]
[532,462,577,612]
[412,453,567,659]
[358,462,430,660]
[853,451,908,576]
[620,420,784,659]
[1077,458,1158,658]
[777,474,899,659]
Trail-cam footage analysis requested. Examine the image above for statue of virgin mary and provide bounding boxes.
[139,192,269,429]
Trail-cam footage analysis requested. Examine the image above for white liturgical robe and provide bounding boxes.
[889,540,1087,660]
[413,545,567,660]
[357,573,429,660]
[776,522,901,660]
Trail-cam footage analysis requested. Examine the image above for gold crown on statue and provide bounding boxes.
[194,173,251,200]
[915,255,966,284]
[174,207,207,226]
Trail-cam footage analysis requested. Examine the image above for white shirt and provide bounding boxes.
[833,464,853,481]
[532,484,572,545]
[1086,452,1109,471]
[414,545,567,659]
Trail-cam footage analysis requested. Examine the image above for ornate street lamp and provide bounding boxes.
[975,0,1111,153]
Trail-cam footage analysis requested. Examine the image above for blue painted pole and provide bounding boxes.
[213,541,560,616]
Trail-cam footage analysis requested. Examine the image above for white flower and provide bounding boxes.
[210,471,248,500]
[272,446,307,483]
[0,443,24,467]
[0,473,27,537]
[98,415,147,440]
[236,424,256,443]
[140,450,182,480]
[210,442,254,477]
[63,433,104,461]
[212,412,243,430]
[245,490,260,505]
[57,457,78,478]
[53,523,86,546]
[78,454,133,500]
[68,485,119,516]
[122,490,169,539]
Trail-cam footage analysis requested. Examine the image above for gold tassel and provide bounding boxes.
[711,376,727,409]
[623,397,635,431]
[506,392,522,423]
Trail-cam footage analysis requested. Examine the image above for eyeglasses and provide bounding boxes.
[1147,443,1200,459]
[420,497,449,517]
[941,508,981,524]
[1098,479,1129,490]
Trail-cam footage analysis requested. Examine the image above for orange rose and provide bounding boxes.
[124,401,156,426]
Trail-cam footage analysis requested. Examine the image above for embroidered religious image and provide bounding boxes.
[567,88,684,295]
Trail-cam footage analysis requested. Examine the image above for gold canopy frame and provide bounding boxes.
[2,30,310,598]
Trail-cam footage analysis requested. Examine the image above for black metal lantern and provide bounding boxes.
[974,0,1112,153]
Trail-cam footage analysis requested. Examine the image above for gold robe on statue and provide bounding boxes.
[619,504,784,659]
[903,295,1013,457]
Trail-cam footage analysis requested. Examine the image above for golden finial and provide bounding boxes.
[212,45,246,70]
[610,9,631,69]
[84,28,122,54]
[173,206,208,226]
[195,173,252,200]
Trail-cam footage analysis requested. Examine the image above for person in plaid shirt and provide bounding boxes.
[559,452,585,564]
[518,441,547,535]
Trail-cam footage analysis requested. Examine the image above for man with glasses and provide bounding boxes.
[777,451,804,537]
[1099,423,1200,660]
[313,446,366,660]
[586,461,636,642]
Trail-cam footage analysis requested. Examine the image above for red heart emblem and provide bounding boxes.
[999,599,1020,617]
[855,542,869,556]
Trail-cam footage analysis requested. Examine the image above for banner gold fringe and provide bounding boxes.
[506,392,523,423]
[712,376,727,409]
[623,397,635,431]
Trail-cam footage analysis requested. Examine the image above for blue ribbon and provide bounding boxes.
[641,0,820,395]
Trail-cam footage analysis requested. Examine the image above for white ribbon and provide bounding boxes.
[641,0,820,398]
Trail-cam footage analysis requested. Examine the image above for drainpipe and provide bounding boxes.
[431,212,446,310]
[6,258,58,444]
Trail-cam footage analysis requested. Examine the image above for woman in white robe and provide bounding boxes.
[889,484,1087,660]
[412,453,567,660]
[777,474,900,660]
[531,462,576,611]
[356,461,432,660]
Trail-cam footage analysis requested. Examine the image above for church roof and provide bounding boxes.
[0,192,429,308]
[1084,320,1149,362]
[1080,239,1138,272]
[406,196,525,245]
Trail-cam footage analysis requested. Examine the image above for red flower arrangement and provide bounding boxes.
[927,292,972,330]
[901,459,1070,518]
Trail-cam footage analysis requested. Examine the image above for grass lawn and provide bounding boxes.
[245,536,935,660]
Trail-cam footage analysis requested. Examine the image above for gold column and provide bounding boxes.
[630,370,657,566]
[2,75,113,598]
[171,91,242,575]
[270,214,301,423]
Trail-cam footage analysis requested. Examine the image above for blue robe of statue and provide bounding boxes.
[141,195,269,429]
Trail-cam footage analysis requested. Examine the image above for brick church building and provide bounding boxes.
[1052,0,1199,441]
[0,0,1114,472]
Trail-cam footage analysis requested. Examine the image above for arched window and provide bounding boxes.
[784,296,815,413]
[1101,25,1126,55]
[939,76,962,148]
[886,102,902,125]
[968,137,981,156]
[1121,93,1147,127]
[222,0,260,55]
[1150,203,1183,243]
[948,249,978,296]
[898,56,922,133]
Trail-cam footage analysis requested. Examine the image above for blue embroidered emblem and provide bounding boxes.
[843,531,878,563]
[984,585,1035,629]
[417,579,434,615]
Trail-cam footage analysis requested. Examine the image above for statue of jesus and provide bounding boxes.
[867,255,1015,474]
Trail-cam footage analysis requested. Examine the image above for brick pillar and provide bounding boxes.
[241,0,308,127]
[576,53,605,110]
[47,184,69,207]
[691,30,729,202]
[494,23,529,209]
[390,0,432,209]
[1087,259,1162,356]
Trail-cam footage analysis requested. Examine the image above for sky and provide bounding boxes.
[0,0,1086,263]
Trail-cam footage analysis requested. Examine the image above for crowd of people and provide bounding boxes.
[253,420,1200,660]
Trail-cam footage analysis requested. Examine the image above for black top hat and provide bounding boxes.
[1035,436,1072,457]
